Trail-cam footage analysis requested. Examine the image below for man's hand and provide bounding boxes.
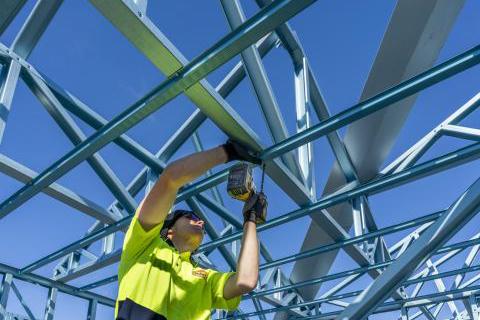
[223,139,262,164]
[242,192,268,225]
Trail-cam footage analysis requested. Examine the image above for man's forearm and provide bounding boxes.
[236,221,259,289]
[223,221,259,299]
[164,145,228,188]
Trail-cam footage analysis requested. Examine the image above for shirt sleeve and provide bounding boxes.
[121,208,164,262]
[207,270,242,311]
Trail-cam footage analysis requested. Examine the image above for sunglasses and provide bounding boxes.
[183,212,202,222]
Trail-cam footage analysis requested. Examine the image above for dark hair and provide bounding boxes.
[160,209,195,240]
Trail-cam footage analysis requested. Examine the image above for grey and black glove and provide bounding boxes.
[242,192,268,225]
[223,139,262,165]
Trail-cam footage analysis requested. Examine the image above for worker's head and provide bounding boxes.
[160,210,205,252]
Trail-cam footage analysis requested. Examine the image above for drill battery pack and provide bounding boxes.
[227,163,255,201]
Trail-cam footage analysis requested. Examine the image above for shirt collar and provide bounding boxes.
[165,238,192,261]
[180,251,191,261]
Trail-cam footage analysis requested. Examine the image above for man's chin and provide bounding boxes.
[187,229,204,242]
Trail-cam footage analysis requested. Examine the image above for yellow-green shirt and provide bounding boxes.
[115,211,241,319]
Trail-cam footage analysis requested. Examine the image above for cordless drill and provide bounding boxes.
[227,163,267,224]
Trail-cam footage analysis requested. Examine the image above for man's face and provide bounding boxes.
[170,214,205,249]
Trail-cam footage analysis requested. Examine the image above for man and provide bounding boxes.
[115,140,267,319]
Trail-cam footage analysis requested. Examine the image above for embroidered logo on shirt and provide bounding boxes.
[192,268,209,279]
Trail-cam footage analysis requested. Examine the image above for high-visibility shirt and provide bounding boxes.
[115,210,241,319]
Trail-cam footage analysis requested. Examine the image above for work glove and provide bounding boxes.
[242,192,268,225]
[223,139,262,165]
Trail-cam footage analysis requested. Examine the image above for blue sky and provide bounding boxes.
[0,1,479,319]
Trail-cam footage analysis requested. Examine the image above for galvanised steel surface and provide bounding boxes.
[0,1,479,320]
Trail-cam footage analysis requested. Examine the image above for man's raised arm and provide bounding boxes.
[137,139,261,231]
[223,192,267,298]
[137,145,228,231]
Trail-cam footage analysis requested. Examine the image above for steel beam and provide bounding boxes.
[2,28,278,173]
[11,0,63,59]
[40,72,166,173]
[220,0,304,183]
[0,60,21,144]
[0,0,317,220]
[131,0,147,15]
[0,29,279,169]
[255,0,359,184]
[259,50,480,173]
[0,0,27,36]
[337,177,480,320]
[253,1,395,306]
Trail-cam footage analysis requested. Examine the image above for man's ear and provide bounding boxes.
[166,228,174,239]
